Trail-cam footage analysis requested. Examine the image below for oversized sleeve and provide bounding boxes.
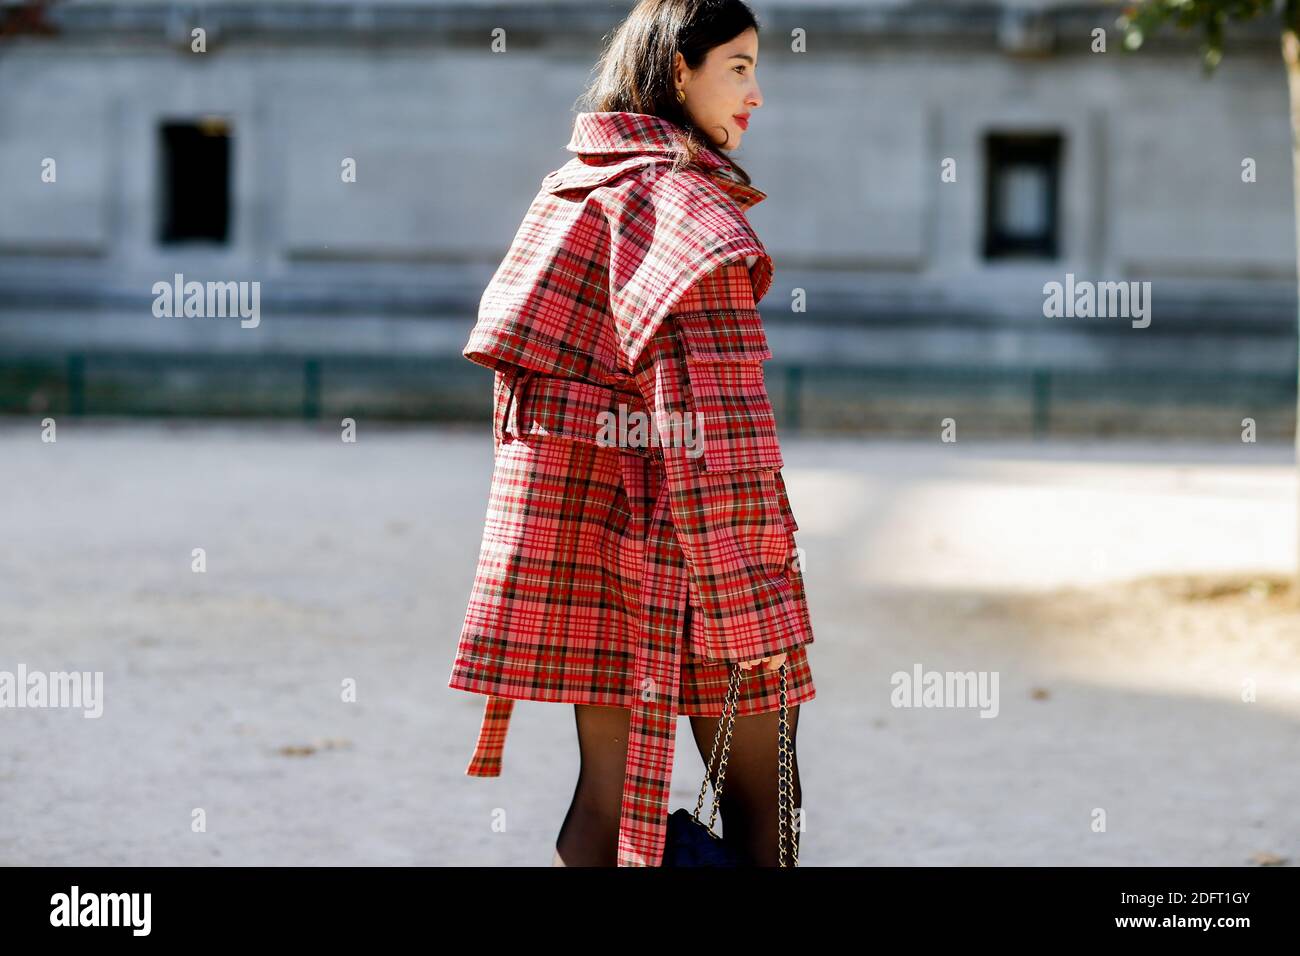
[631,260,815,663]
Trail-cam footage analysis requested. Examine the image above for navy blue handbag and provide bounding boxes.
[663,806,742,866]
[660,661,799,867]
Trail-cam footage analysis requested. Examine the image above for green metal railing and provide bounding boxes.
[0,351,1294,439]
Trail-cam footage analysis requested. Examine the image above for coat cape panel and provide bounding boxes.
[464,154,774,381]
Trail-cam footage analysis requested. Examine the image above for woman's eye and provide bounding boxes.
[733,65,746,75]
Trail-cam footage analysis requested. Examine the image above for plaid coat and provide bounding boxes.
[447,111,816,866]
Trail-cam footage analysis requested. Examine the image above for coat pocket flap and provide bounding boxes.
[680,360,784,474]
[674,308,772,363]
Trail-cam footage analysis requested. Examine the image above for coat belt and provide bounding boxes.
[467,368,687,866]
[495,369,663,460]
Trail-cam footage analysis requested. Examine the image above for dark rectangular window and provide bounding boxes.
[982,133,1061,259]
[159,117,231,244]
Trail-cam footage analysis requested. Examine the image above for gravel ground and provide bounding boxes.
[1,417,1297,866]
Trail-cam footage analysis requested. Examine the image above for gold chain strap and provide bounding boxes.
[692,663,739,834]
[777,662,798,867]
[690,661,797,866]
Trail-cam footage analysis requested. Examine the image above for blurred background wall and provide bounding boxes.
[1,0,1295,436]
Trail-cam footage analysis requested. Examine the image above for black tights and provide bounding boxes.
[555,698,802,866]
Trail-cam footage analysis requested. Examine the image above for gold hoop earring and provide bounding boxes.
[676,89,686,105]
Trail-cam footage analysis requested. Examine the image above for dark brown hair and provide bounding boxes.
[577,0,760,185]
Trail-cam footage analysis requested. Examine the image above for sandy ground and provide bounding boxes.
[1,418,1297,866]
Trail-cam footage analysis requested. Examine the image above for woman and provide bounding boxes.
[447,0,816,867]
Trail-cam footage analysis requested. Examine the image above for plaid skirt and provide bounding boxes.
[449,598,816,717]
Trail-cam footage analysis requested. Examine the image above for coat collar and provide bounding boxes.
[544,110,768,209]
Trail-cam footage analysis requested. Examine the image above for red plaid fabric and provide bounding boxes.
[462,111,773,378]
[447,112,816,867]
[632,264,815,664]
